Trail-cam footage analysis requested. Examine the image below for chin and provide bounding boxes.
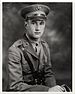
[34,36,41,39]
[34,35,42,38]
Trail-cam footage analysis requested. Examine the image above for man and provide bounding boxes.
[8,4,68,92]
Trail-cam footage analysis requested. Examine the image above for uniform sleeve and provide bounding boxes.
[8,45,49,91]
[43,43,56,88]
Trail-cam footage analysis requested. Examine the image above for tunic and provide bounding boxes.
[8,33,56,91]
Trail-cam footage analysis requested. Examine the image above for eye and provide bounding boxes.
[31,21,36,25]
[40,21,45,25]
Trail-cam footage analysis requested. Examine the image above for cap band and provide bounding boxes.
[25,13,47,21]
[26,16,47,21]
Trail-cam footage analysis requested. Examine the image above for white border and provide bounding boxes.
[1,0,75,94]
[0,0,74,2]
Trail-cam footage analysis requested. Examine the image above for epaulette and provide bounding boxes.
[41,39,49,49]
[12,39,29,48]
[41,39,48,45]
[41,39,46,43]
[12,39,23,48]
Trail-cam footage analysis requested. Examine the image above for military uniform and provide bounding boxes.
[8,33,56,91]
[7,4,71,92]
[8,4,56,91]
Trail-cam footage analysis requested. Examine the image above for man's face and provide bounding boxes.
[25,19,46,39]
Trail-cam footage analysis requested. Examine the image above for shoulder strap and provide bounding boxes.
[22,49,40,84]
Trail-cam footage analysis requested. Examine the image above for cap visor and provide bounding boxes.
[27,16,47,21]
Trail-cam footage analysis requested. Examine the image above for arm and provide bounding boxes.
[42,42,69,92]
[8,45,49,91]
[43,42,56,87]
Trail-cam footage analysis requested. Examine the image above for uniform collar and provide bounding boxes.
[22,33,39,59]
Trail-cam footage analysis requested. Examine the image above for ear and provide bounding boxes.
[24,21,28,27]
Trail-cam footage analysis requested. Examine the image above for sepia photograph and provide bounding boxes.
[2,2,72,92]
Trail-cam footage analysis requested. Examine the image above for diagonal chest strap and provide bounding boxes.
[22,49,41,84]
[22,49,35,73]
[19,45,45,85]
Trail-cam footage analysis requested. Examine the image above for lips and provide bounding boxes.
[34,32,41,35]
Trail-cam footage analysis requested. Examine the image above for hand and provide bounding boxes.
[61,84,71,92]
[48,85,66,92]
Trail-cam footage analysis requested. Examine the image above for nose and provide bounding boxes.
[35,23,39,31]
[35,28,39,31]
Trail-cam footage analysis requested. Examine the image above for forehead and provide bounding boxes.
[26,11,46,17]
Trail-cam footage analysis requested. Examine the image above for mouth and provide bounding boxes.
[34,32,41,35]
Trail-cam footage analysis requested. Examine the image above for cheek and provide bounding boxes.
[26,26,32,35]
[27,25,34,32]
[30,25,35,32]
[40,25,45,31]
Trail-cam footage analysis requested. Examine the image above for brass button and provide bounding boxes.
[35,79,37,83]
[22,47,24,51]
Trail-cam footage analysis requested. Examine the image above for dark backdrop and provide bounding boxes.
[2,2,72,91]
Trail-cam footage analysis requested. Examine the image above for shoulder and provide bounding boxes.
[8,39,29,59]
[41,39,51,63]
[9,39,22,51]
[8,39,29,51]
[41,39,50,57]
[41,39,49,49]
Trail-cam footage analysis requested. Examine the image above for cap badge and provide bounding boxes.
[35,6,41,11]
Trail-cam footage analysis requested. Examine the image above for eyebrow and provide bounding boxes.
[32,13,46,17]
[41,14,46,17]
[31,19,44,22]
